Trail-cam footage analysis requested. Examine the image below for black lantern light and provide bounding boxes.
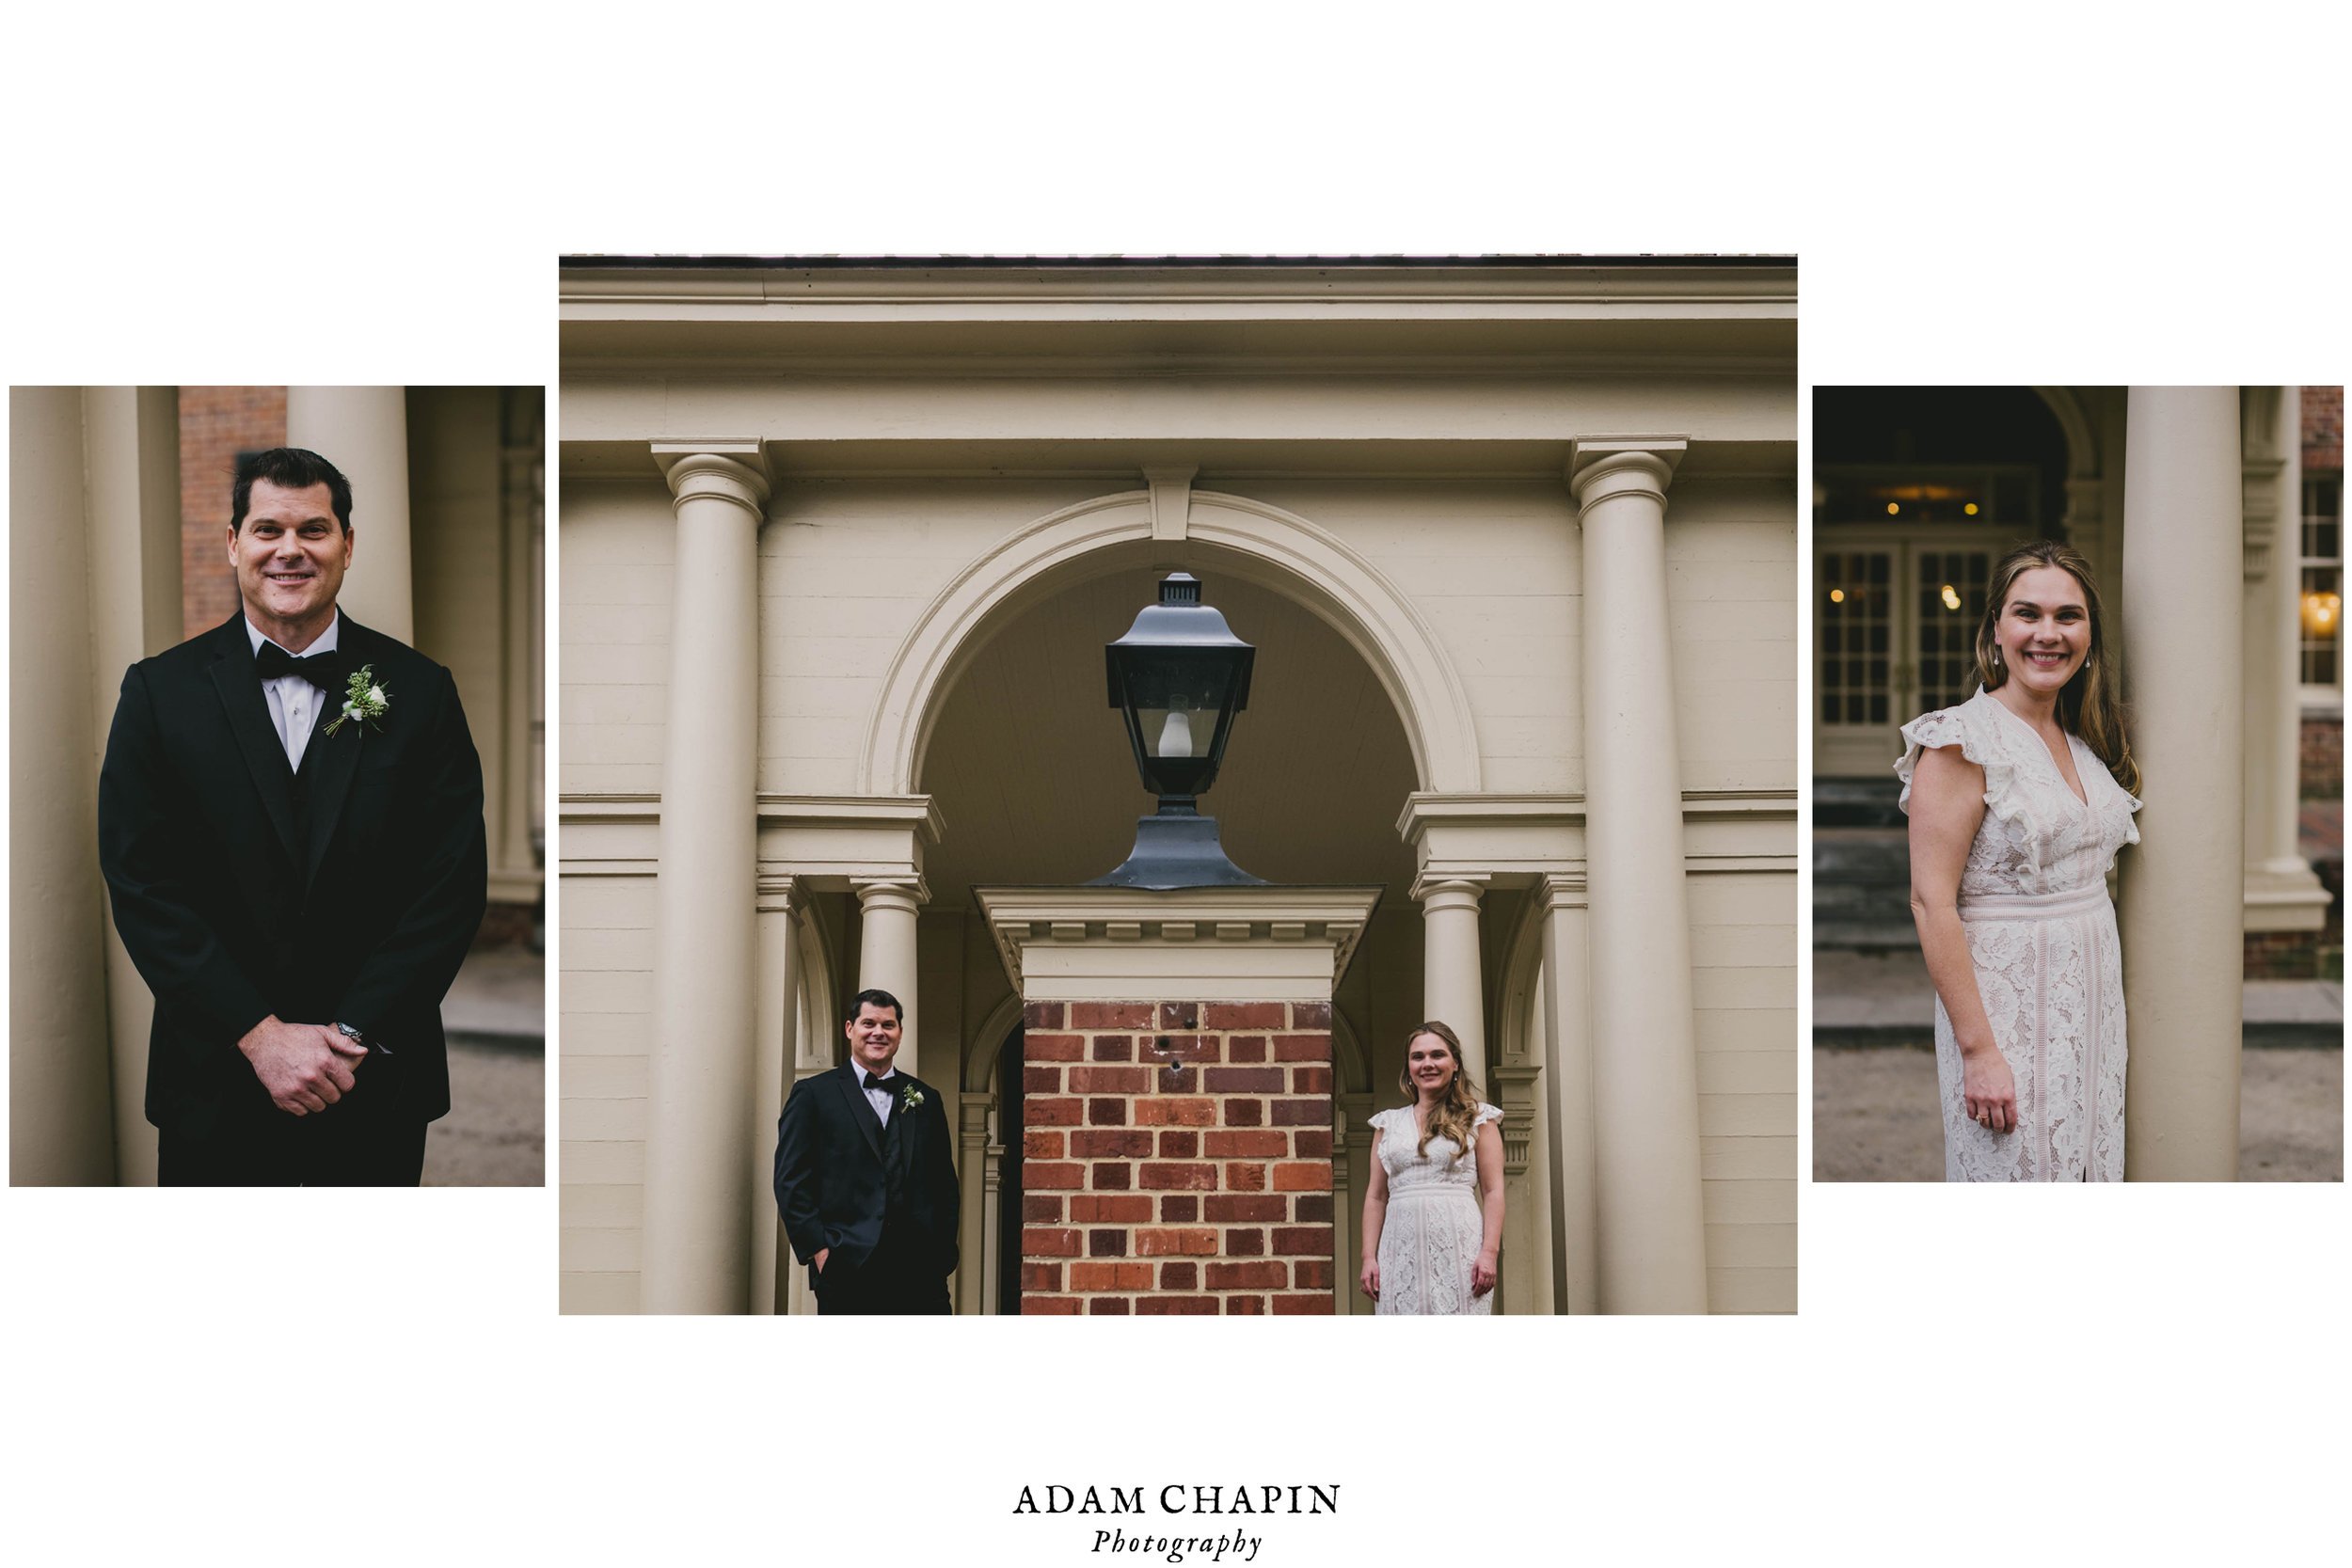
[1090,572,1267,889]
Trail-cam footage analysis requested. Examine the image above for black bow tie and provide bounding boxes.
[255,641,349,691]
[862,1073,898,1097]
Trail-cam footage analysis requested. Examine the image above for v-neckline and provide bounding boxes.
[1981,689,2090,810]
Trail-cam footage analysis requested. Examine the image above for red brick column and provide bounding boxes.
[1021,998,1334,1315]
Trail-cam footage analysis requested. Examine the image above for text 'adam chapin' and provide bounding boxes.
[1012,1484,1340,1515]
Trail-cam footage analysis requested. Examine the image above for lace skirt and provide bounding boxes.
[1936,884,2128,1182]
[1375,1185,1491,1316]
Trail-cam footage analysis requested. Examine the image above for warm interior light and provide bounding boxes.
[1964,502,1979,515]
[1885,502,1900,515]
[1828,588,1846,604]
[2303,591,2343,639]
[1940,584,1963,611]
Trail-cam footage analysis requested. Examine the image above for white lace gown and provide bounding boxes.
[1897,689,2141,1181]
[1369,1103,1502,1314]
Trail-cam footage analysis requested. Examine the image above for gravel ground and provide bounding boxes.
[1813,1046,2342,1181]
[422,1038,545,1186]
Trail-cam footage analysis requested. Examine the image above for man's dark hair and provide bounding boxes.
[846,988,903,1025]
[230,447,354,533]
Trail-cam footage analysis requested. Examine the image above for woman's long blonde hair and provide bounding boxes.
[1398,1020,1483,1165]
[1975,539,2139,795]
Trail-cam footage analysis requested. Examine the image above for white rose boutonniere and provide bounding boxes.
[900,1085,925,1113]
[323,664,391,737]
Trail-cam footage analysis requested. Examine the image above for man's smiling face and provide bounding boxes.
[230,478,352,642]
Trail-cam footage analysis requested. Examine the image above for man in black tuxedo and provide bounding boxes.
[98,447,486,1186]
[773,988,960,1314]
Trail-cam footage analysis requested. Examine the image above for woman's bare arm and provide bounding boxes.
[1906,743,2017,1132]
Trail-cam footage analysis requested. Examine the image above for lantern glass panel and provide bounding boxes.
[1118,653,1240,761]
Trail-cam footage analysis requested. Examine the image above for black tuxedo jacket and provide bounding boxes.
[97,612,487,1135]
[773,1063,960,1285]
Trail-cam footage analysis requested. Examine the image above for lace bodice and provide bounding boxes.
[1896,689,2140,899]
[1369,1103,1502,1195]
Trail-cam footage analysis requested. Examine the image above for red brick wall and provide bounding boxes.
[179,387,287,640]
[1021,999,1334,1316]
[2304,715,2343,799]
[2304,386,2343,469]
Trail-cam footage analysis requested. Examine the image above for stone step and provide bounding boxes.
[1815,950,2344,1047]
[1816,776,1906,830]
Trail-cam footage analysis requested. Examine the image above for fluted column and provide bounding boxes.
[853,876,926,1080]
[1569,436,1708,1313]
[1413,874,1489,1085]
[640,444,769,1311]
[750,874,801,1315]
[2121,388,2243,1180]
[285,386,414,641]
[1537,873,1597,1314]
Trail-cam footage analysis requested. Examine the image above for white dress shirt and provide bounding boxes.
[245,612,341,772]
[854,1065,900,1125]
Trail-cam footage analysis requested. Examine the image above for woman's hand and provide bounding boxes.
[1471,1251,1499,1298]
[1962,1046,2018,1134]
[1359,1256,1379,1302]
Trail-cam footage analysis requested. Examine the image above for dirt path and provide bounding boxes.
[1813,1047,2342,1181]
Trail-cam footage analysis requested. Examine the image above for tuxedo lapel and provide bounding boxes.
[206,625,301,867]
[299,640,365,894]
[835,1067,886,1164]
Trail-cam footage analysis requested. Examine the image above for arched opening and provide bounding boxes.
[915,538,1426,1311]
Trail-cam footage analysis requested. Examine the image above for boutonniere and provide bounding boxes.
[323,664,390,737]
[899,1085,925,1112]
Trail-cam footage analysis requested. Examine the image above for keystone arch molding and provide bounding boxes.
[857,489,1484,797]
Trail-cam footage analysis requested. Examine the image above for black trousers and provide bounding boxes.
[159,1110,428,1186]
[814,1227,952,1315]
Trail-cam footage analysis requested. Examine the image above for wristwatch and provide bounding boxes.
[336,1021,389,1056]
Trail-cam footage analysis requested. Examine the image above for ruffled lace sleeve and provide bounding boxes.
[1473,1103,1503,1129]
[1895,701,2020,824]
[1365,1107,1398,1138]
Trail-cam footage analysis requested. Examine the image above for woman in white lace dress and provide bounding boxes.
[1900,541,2141,1181]
[1359,1021,1504,1312]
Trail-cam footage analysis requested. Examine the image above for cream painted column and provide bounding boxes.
[2121,388,2244,1180]
[1413,874,1489,1085]
[750,874,801,1315]
[86,388,183,1186]
[1338,1091,1375,1313]
[852,876,926,1080]
[639,444,769,1312]
[2241,388,2327,928]
[1536,873,1597,1315]
[10,389,120,1184]
[1569,436,1708,1313]
[980,1126,1005,1314]
[285,386,414,641]
[956,1094,991,1315]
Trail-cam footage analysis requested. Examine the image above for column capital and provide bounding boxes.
[1567,436,1687,508]
[654,442,771,518]
[1536,871,1588,911]
[1409,871,1490,908]
[755,871,802,915]
[851,873,930,911]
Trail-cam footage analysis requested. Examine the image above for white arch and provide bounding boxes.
[2031,386,2101,481]
[856,488,1483,796]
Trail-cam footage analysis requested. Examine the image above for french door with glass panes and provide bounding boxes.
[1816,535,1996,774]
